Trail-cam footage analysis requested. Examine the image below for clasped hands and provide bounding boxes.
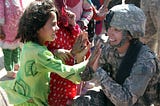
[53,31,102,73]
[53,31,91,63]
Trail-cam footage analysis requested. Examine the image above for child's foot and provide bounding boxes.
[14,64,19,71]
[6,71,16,78]
[84,82,95,89]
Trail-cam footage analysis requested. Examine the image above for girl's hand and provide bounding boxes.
[71,31,89,56]
[97,0,111,18]
[97,4,108,17]
[66,10,76,26]
[53,49,72,62]
[92,0,110,21]
[75,42,91,63]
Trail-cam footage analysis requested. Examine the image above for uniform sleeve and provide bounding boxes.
[37,49,88,84]
[93,53,157,106]
[0,0,5,25]
[81,0,93,27]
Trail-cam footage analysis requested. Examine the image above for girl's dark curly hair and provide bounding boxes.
[16,0,58,43]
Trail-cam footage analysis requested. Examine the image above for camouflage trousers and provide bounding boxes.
[72,90,113,106]
[72,89,160,106]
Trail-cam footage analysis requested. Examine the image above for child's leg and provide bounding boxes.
[2,49,13,71]
[12,47,21,71]
[2,49,16,78]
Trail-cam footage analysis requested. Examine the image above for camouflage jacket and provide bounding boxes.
[80,40,160,106]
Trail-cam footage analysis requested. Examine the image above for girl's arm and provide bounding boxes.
[37,48,89,84]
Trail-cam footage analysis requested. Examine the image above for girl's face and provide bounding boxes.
[38,11,59,45]
[107,26,123,46]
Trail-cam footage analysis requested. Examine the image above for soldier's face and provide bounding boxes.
[107,26,123,46]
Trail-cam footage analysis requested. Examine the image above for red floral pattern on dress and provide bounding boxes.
[47,24,81,106]
[48,73,77,106]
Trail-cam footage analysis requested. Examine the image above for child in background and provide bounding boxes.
[0,0,90,105]
[62,0,93,30]
[0,0,24,78]
[46,4,90,105]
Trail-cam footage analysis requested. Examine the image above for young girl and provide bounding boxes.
[0,0,24,78]
[0,0,90,105]
[46,5,90,105]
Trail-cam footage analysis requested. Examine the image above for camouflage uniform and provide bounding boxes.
[73,42,160,106]
[108,0,140,9]
[140,0,160,58]
[73,4,160,106]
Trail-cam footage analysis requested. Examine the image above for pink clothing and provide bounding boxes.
[0,0,24,49]
[65,0,93,27]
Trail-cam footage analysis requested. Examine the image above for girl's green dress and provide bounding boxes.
[0,42,87,106]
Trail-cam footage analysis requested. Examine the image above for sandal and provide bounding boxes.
[6,71,16,79]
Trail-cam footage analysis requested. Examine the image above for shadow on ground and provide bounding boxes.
[0,56,4,70]
[0,76,14,81]
[0,56,13,81]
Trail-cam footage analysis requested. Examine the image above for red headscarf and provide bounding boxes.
[54,0,69,27]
